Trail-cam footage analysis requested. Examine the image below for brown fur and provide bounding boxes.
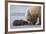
[27,6,41,25]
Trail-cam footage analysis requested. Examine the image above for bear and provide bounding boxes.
[27,6,41,25]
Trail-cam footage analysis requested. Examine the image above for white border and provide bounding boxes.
[8,3,43,32]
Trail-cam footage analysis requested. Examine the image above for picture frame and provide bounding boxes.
[5,0,45,34]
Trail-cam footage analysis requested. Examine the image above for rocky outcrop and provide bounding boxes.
[13,20,28,26]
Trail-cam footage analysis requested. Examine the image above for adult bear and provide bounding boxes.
[27,6,41,25]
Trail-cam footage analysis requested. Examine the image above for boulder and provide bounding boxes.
[13,20,28,26]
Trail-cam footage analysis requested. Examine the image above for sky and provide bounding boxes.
[10,5,28,15]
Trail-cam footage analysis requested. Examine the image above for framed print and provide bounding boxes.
[5,1,45,34]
